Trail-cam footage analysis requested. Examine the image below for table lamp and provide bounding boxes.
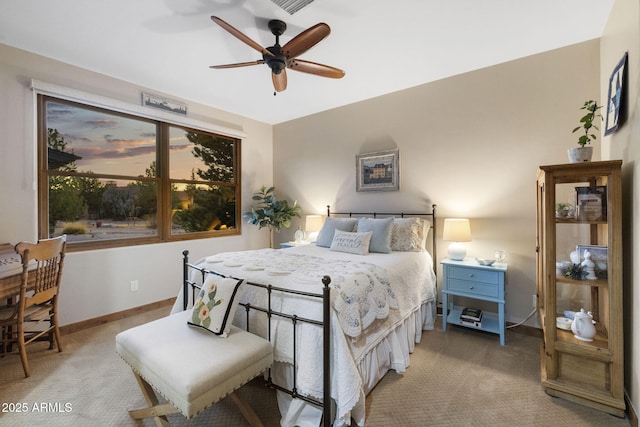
[305,215,324,242]
[443,218,471,261]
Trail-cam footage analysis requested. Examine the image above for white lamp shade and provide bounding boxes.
[443,218,471,261]
[305,215,324,242]
[442,218,471,242]
[305,215,324,232]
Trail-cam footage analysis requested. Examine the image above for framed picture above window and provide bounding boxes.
[142,92,188,116]
[604,52,627,136]
[356,149,399,192]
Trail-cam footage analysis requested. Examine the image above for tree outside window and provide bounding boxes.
[39,96,240,250]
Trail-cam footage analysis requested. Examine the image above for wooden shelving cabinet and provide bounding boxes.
[536,160,624,416]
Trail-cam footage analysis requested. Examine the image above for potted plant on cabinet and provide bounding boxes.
[568,100,603,163]
[243,186,301,248]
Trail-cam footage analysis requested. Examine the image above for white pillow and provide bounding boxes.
[188,274,244,337]
[316,217,358,247]
[391,217,425,252]
[357,217,393,253]
[329,230,372,255]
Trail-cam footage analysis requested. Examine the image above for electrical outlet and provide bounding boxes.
[130,280,139,292]
[532,294,537,308]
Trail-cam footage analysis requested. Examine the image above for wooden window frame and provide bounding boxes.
[37,94,242,252]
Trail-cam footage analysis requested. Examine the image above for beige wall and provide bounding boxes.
[601,0,640,416]
[274,41,601,327]
[0,44,274,326]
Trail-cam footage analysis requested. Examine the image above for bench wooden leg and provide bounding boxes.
[230,390,264,427]
[129,371,177,427]
[128,370,266,427]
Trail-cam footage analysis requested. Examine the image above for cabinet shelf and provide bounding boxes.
[554,323,609,350]
[555,275,608,288]
[537,160,623,416]
[555,218,607,225]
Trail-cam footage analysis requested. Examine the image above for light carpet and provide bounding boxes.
[0,305,629,426]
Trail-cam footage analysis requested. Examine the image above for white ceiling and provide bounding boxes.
[0,0,613,124]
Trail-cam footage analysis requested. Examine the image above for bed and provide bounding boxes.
[171,205,438,427]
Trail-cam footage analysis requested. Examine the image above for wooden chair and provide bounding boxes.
[0,235,66,377]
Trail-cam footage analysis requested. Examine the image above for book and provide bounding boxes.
[575,186,607,221]
[460,319,482,328]
[460,307,483,322]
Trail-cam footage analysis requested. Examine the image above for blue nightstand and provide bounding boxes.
[280,241,309,249]
[441,258,507,345]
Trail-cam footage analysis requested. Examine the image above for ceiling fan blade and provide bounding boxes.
[211,16,274,57]
[272,69,287,92]
[288,59,345,79]
[282,23,330,58]
[210,60,264,69]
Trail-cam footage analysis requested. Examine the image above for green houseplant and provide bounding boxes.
[243,186,301,247]
[568,100,603,163]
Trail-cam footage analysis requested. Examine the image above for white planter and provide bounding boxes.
[568,146,593,163]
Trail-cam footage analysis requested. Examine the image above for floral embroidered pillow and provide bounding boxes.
[391,217,425,252]
[188,274,244,337]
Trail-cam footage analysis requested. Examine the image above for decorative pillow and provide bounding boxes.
[188,274,244,337]
[316,217,358,247]
[391,217,425,252]
[356,217,393,253]
[329,230,372,255]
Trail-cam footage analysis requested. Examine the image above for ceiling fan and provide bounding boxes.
[209,16,345,93]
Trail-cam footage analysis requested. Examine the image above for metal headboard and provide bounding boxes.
[326,204,437,274]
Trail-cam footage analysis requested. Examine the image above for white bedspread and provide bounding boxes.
[171,244,437,425]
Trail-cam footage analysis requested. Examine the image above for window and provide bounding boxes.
[38,95,241,250]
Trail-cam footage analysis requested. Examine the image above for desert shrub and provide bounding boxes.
[62,222,88,235]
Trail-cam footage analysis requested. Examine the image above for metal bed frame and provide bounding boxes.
[181,203,436,427]
[327,204,438,273]
[182,250,333,426]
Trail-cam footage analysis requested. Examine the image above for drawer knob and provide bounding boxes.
[468,273,474,277]
[469,286,474,289]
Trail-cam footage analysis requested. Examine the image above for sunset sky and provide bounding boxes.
[46,100,204,182]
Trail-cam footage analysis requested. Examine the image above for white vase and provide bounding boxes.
[570,250,580,265]
[568,146,593,163]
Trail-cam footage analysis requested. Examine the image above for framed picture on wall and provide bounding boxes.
[141,92,188,116]
[604,52,627,136]
[356,149,399,192]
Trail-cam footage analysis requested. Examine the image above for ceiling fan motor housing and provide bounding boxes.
[265,20,288,74]
[264,47,287,74]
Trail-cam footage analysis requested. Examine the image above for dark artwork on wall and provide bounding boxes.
[604,52,627,136]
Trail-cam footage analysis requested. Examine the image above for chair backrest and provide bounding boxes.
[14,235,66,305]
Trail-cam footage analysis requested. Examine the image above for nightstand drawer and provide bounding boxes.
[447,278,499,298]
[447,266,499,285]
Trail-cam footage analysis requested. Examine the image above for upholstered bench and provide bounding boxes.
[115,310,273,427]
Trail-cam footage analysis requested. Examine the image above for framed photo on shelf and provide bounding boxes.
[604,52,627,136]
[356,149,399,192]
[575,186,607,221]
[576,244,608,275]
